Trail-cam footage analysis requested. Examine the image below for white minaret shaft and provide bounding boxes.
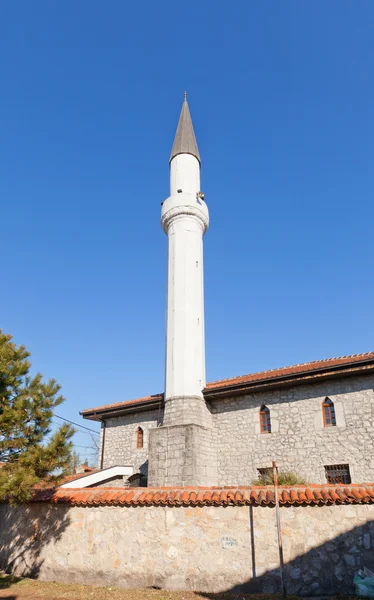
[161,94,209,404]
[147,95,214,487]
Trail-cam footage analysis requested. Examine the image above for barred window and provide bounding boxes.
[136,427,144,449]
[260,405,271,433]
[322,397,336,427]
[325,464,351,484]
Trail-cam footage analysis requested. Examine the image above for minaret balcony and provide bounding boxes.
[161,192,209,235]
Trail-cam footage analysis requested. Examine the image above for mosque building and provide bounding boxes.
[77,95,374,489]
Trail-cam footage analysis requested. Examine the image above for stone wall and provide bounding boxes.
[1,501,374,596]
[163,395,213,427]
[148,423,217,486]
[101,409,162,476]
[100,374,374,486]
[212,374,374,486]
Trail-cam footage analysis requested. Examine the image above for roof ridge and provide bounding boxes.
[80,351,374,416]
[206,351,374,387]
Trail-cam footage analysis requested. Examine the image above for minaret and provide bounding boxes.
[148,94,217,487]
[161,92,209,410]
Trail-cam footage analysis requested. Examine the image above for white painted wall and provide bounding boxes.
[161,153,209,400]
[61,466,133,488]
[170,153,200,195]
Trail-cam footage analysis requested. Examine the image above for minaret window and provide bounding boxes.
[260,405,271,433]
[322,398,336,427]
[136,427,144,449]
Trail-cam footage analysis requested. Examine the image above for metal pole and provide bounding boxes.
[273,460,286,598]
[100,420,106,470]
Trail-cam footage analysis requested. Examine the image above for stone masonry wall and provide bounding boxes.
[1,501,374,595]
[212,374,374,486]
[100,374,374,486]
[101,409,162,477]
[148,423,217,486]
[163,396,213,427]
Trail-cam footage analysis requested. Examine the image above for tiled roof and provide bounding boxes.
[81,394,163,416]
[206,352,374,390]
[60,470,99,485]
[80,465,95,473]
[32,469,100,490]
[80,352,374,417]
[32,484,374,507]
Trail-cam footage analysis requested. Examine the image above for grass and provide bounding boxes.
[252,471,307,487]
[0,575,361,600]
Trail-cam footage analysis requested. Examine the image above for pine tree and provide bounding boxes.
[0,329,74,502]
[66,450,81,475]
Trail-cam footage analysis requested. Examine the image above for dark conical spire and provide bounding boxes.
[169,92,201,164]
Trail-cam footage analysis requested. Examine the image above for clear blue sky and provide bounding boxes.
[1,1,373,462]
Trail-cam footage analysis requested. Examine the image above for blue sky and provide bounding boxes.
[1,1,373,462]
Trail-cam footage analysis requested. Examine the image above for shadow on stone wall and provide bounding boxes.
[140,460,149,479]
[0,503,70,579]
[197,509,374,597]
[1,503,374,597]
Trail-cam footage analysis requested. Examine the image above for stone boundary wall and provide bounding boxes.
[1,502,374,596]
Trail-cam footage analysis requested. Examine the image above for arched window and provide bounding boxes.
[322,397,336,427]
[136,427,144,448]
[260,405,271,433]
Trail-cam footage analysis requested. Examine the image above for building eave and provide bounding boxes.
[80,397,164,422]
[80,355,374,421]
[204,360,374,399]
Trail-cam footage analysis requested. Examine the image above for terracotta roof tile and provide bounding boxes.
[335,488,347,502]
[206,352,374,390]
[81,394,163,416]
[30,484,374,507]
[80,352,374,417]
[351,488,363,500]
[242,489,250,503]
[329,489,339,502]
[196,490,204,503]
[59,470,99,485]
[211,491,219,504]
[313,490,323,502]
